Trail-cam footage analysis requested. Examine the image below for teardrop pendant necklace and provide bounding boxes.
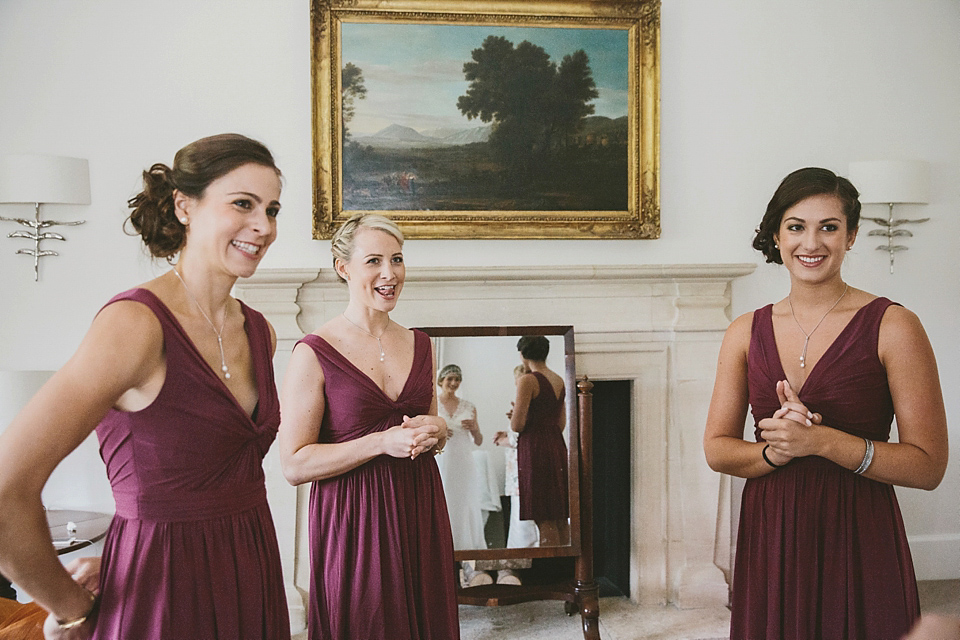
[787,283,848,369]
[342,313,386,362]
[173,267,231,379]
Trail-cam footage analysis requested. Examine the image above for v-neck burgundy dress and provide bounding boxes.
[92,289,290,639]
[297,330,459,640]
[732,297,919,640]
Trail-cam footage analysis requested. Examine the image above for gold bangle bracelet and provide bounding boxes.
[56,589,97,630]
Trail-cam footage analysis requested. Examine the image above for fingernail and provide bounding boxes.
[807,411,813,418]
[805,419,812,426]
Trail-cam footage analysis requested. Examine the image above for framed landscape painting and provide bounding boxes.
[311,0,660,239]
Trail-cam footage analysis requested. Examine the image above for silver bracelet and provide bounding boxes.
[854,438,874,475]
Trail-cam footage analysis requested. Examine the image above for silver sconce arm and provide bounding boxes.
[863,203,929,274]
[0,202,86,281]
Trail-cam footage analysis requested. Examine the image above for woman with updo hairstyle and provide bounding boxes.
[279,213,460,639]
[127,133,280,260]
[704,167,947,639]
[0,133,290,639]
[510,336,569,547]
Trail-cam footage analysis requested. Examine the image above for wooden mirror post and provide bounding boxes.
[574,376,600,638]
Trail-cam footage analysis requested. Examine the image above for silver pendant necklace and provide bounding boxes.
[173,267,231,379]
[342,313,386,362]
[787,283,848,369]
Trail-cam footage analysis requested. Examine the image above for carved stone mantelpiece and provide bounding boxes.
[235,263,754,623]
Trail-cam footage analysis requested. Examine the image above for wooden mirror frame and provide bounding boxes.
[419,325,600,639]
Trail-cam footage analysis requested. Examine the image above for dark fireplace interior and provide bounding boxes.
[591,379,632,598]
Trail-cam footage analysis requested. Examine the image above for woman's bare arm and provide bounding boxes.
[0,301,164,624]
[510,374,537,433]
[703,312,789,477]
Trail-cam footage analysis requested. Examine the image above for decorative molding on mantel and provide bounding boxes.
[238,263,755,285]
[234,262,757,611]
[235,263,757,338]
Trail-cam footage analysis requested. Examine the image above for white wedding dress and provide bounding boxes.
[436,397,487,550]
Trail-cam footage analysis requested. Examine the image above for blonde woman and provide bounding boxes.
[279,214,459,639]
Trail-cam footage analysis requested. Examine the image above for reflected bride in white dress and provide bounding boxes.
[435,364,486,550]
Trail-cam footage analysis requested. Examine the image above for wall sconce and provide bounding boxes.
[0,154,91,281]
[848,160,929,274]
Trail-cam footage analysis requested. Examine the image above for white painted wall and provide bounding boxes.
[1,0,957,578]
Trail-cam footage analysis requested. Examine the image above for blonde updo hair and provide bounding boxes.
[330,213,404,283]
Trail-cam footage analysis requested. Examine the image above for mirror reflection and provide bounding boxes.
[429,332,573,553]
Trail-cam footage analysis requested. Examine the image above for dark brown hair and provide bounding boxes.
[752,167,861,264]
[126,133,280,259]
[517,336,550,362]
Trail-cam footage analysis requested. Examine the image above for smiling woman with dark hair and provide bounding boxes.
[704,167,948,640]
[0,134,290,639]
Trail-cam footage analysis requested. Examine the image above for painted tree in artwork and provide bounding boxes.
[457,36,599,176]
[341,62,367,141]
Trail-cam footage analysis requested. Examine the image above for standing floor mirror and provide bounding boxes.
[420,325,600,639]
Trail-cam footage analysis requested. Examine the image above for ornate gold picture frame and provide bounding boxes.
[311,0,660,239]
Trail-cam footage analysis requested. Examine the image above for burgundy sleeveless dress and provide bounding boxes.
[92,289,290,639]
[516,372,568,521]
[732,297,920,640]
[297,330,460,640]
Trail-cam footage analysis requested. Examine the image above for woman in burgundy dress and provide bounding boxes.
[0,134,290,639]
[511,336,569,548]
[278,213,459,640]
[704,167,948,639]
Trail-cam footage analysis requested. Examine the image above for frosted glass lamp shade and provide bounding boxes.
[0,155,91,205]
[848,160,929,205]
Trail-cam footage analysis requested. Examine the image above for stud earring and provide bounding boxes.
[774,243,779,249]
[180,217,188,224]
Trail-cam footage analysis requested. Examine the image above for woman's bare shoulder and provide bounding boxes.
[878,302,927,345]
[726,310,756,342]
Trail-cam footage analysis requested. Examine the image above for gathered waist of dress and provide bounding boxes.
[112,480,267,522]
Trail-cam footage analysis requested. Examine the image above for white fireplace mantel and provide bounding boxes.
[235,263,755,625]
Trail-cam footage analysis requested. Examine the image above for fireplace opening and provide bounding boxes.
[592,379,632,598]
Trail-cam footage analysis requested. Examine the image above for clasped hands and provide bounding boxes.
[383,414,446,460]
[757,380,824,467]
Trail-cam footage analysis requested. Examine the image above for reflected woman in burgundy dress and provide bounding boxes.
[511,336,569,548]
[0,134,290,639]
[279,214,459,640]
[704,167,948,640]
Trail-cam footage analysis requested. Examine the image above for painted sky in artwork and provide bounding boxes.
[341,22,629,136]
